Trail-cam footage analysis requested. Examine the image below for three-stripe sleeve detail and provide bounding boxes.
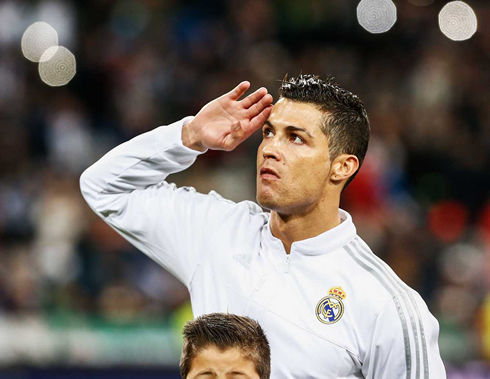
[352,238,429,378]
[405,285,429,378]
[344,244,412,379]
[346,238,429,378]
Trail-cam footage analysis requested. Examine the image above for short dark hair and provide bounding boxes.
[279,74,370,189]
[180,313,271,379]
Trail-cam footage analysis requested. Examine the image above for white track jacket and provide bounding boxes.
[80,117,446,378]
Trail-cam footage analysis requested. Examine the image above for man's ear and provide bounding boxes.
[329,154,359,184]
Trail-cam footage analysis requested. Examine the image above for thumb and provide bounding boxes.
[223,120,243,151]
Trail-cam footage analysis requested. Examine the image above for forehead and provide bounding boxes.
[189,346,257,377]
[268,98,324,131]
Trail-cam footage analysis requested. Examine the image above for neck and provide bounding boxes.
[269,197,341,254]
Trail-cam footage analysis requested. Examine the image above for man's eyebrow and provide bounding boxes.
[195,371,215,376]
[227,372,248,377]
[264,120,313,139]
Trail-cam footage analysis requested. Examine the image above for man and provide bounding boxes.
[80,74,446,378]
[180,313,270,379]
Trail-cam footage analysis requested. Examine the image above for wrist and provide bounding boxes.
[182,120,206,152]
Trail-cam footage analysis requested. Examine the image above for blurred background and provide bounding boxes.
[0,0,489,377]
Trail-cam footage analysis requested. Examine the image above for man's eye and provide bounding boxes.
[263,128,273,137]
[291,134,304,144]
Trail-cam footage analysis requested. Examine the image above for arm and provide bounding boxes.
[363,296,446,378]
[80,82,273,286]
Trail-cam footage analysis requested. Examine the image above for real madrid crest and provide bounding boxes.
[316,286,346,325]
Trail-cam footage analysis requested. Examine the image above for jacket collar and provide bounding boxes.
[262,209,357,256]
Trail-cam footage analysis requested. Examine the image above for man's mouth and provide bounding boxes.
[260,167,280,180]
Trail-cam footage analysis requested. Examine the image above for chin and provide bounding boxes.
[256,192,281,212]
[256,194,273,211]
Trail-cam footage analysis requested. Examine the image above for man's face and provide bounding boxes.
[186,346,260,379]
[256,98,331,215]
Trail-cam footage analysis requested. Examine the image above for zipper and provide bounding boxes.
[284,254,291,274]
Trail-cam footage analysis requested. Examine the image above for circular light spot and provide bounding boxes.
[21,22,58,62]
[38,46,76,87]
[428,200,468,243]
[357,0,397,34]
[439,1,477,41]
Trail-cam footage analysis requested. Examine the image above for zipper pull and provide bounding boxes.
[285,254,291,274]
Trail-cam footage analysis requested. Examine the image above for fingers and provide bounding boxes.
[249,105,273,133]
[241,87,268,109]
[247,94,273,119]
[223,120,244,151]
[227,81,251,101]
[223,104,273,151]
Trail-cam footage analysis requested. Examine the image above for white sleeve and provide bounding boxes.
[79,116,237,286]
[363,296,446,379]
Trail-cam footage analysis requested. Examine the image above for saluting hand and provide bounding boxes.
[182,82,273,152]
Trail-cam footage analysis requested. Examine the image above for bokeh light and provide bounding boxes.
[439,1,477,41]
[428,200,469,243]
[357,0,397,34]
[38,46,76,87]
[441,244,483,286]
[21,22,58,62]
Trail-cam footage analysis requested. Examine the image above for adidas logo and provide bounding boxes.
[233,254,252,269]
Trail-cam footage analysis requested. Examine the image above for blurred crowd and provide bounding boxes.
[0,0,489,371]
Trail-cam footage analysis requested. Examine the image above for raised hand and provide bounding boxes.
[182,81,273,152]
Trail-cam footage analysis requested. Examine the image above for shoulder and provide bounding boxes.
[339,237,393,311]
[152,183,269,237]
[343,236,406,299]
[180,186,268,234]
[165,183,266,218]
[343,235,437,332]
[340,236,433,319]
[202,188,265,216]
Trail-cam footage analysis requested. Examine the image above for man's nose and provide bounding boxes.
[261,136,282,161]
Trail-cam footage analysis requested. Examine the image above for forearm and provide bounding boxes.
[80,116,205,213]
